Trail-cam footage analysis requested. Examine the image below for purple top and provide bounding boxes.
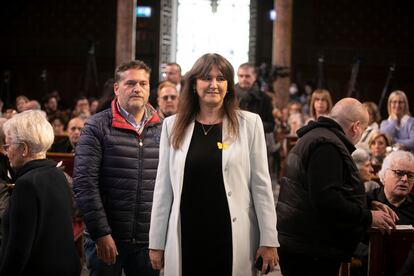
[380,115,414,151]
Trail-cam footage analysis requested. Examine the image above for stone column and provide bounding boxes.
[272,0,292,109]
[115,0,137,67]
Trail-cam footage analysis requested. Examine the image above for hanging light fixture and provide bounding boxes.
[210,0,219,13]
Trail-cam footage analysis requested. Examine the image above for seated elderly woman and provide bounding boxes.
[351,148,380,192]
[368,131,391,172]
[0,110,80,275]
[367,150,414,225]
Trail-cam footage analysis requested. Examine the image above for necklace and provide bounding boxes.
[200,123,215,135]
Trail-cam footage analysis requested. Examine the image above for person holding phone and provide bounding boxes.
[149,53,279,275]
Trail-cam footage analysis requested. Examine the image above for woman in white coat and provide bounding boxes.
[149,53,279,276]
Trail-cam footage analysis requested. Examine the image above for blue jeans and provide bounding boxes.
[84,235,159,276]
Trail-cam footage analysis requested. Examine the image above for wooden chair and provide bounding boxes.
[367,228,414,275]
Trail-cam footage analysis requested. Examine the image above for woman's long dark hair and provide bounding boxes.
[171,53,239,149]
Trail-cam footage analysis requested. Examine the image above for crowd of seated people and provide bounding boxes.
[0,72,414,275]
[268,87,414,184]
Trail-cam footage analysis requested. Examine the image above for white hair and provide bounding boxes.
[352,148,370,169]
[3,110,54,154]
[378,150,414,183]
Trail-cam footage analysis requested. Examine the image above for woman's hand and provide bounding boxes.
[149,249,164,270]
[255,246,278,274]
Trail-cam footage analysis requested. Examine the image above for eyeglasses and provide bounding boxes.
[161,95,177,101]
[2,142,23,152]
[388,169,414,182]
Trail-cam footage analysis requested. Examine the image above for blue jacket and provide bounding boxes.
[73,100,162,243]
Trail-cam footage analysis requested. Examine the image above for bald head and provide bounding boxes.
[330,98,369,144]
[67,117,85,147]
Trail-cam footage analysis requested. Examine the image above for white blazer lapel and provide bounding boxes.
[176,121,195,194]
[222,116,233,170]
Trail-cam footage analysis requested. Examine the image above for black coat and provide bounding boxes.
[235,83,275,133]
[0,159,80,275]
[73,101,162,242]
[50,137,74,153]
[277,117,372,260]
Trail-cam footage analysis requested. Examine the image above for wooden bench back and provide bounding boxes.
[46,152,74,177]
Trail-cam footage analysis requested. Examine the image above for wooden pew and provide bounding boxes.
[53,134,68,143]
[279,135,298,180]
[368,228,414,276]
[284,135,298,153]
[46,152,74,177]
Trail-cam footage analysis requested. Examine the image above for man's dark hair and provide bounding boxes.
[74,95,88,106]
[114,60,151,83]
[238,63,257,75]
[166,62,182,74]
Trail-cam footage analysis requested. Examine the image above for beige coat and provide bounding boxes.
[149,110,279,276]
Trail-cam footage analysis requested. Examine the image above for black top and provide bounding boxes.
[367,186,414,225]
[50,137,74,153]
[235,83,275,133]
[180,121,232,275]
[0,159,80,275]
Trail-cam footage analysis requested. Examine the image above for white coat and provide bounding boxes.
[149,110,279,276]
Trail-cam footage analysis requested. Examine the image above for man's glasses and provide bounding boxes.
[388,169,414,182]
[161,95,177,101]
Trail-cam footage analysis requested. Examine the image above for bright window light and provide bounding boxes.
[176,0,250,76]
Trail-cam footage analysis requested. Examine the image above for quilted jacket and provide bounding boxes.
[73,100,162,243]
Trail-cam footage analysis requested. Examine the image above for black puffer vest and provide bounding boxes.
[277,117,369,260]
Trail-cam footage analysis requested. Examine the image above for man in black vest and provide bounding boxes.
[276,98,397,275]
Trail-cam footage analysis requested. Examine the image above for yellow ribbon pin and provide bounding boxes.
[217,142,228,150]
